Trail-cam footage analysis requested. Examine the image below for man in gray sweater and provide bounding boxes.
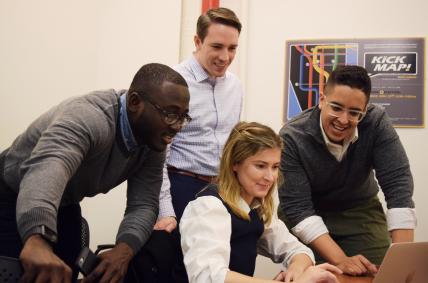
[279,65,416,276]
[0,63,190,283]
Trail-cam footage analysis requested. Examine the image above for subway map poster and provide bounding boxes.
[284,38,425,127]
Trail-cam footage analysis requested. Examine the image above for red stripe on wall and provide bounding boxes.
[201,0,219,13]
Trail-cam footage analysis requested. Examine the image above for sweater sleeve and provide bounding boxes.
[16,102,111,243]
[116,149,165,253]
[371,109,416,229]
[372,110,414,209]
[278,130,317,228]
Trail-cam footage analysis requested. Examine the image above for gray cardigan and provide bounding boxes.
[279,104,414,228]
[1,89,165,253]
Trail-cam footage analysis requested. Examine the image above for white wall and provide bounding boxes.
[0,0,182,249]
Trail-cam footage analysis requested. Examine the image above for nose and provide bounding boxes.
[264,168,276,182]
[336,111,350,124]
[218,48,229,62]
[169,120,183,132]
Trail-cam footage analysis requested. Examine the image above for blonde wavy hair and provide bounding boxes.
[218,121,283,226]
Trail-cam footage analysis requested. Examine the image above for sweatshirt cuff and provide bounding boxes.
[158,199,176,219]
[387,208,417,231]
[291,216,328,244]
[116,234,142,255]
[18,207,57,244]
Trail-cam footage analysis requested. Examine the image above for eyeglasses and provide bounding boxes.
[324,98,366,123]
[144,97,192,127]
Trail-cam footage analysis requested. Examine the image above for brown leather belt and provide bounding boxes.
[167,166,217,184]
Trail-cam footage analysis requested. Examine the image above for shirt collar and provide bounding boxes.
[119,94,139,152]
[189,54,226,84]
[319,117,359,147]
[237,197,262,214]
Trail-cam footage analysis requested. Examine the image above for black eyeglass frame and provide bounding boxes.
[141,95,192,126]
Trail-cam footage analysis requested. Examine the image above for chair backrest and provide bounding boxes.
[0,256,22,283]
[81,216,90,248]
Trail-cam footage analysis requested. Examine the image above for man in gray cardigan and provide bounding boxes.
[0,63,190,283]
[279,65,416,276]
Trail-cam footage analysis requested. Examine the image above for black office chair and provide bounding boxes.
[81,216,90,249]
[0,256,22,283]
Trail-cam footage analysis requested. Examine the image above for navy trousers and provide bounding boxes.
[168,171,211,283]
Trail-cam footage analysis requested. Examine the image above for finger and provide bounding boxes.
[357,255,378,274]
[351,256,368,274]
[165,223,175,233]
[85,265,104,283]
[284,271,293,283]
[323,271,340,283]
[98,268,115,283]
[153,221,165,230]
[33,270,50,283]
[19,269,37,283]
[108,271,123,283]
[63,264,73,283]
[317,263,343,274]
[273,271,285,281]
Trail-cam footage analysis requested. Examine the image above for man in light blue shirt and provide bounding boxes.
[154,7,244,230]
[149,7,244,283]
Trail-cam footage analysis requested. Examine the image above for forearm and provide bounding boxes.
[225,271,276,283]
[288,253,313,270]
[391,229,414,243]
[309,234,347,265]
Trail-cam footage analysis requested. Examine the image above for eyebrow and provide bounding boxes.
[253,160,280,165]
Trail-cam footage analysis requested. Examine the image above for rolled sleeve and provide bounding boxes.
[291,216,329,245]
[387,208,417,231]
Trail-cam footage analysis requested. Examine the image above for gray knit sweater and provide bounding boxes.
[1,89,165,253]
[279,104,414,227]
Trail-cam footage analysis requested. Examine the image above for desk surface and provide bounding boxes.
[337,274,373,283]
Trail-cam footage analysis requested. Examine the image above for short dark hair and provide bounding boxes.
[325,65,371,102]
[129,63,188,96]
[197,7,242,42]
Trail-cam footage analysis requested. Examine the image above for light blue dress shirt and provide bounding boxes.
[158,55,244,218]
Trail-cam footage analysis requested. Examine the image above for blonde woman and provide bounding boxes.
[180,122,341,283]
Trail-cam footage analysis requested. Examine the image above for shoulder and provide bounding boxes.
[280,107,318,138]
[55,89,120,141]
[359,103,391,131]
[182,193,228,220]
[196,184,220,198]
[174,59,193,78]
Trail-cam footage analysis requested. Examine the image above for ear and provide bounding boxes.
[318,92,326,110]
[127,92,144,113]
[233,163,238,172]
[194,35,202,51]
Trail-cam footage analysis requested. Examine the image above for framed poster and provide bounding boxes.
[284,38,425,127]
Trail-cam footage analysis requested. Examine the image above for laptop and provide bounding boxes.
[373,242,428,283]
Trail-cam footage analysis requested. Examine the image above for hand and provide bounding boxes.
[335,255,377,276]
[19,234,72,283]
[294,263,342,283]
[83,242,134,283]
[275,254,313,282]
[153,216,177,233]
